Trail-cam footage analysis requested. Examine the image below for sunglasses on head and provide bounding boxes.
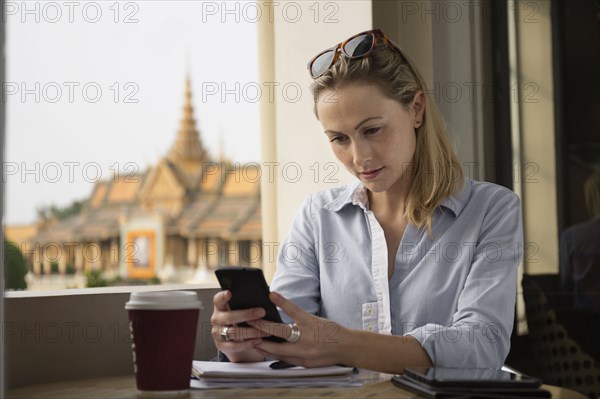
[307,28,404,79]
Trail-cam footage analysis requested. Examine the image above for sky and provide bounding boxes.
[4,1,261,225]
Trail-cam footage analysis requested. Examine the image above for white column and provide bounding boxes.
[206,238,219,269]
[89,242,101,271]
[249,240,262,268]
[75,244,84,272]
[110,239,119,271]
[33,246,42,275]
[197,238,207,269]
[187,237,197,267]
[257,3,278,281]
[58,245,67,274]
[272,3,367,283]
[42,253,51,274]
[227,240,239,266]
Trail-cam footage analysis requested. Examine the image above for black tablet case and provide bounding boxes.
[392,374,551,399]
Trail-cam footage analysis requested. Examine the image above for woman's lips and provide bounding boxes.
[359,167,384,180]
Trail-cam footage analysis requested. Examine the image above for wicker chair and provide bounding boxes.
[522,274,600,398]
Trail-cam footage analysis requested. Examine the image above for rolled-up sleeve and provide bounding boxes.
[270,195,321,323]
[405,190,523,368]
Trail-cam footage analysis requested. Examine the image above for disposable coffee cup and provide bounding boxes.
[125,291,201,395]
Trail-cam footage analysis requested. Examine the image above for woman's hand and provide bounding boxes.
[210,290,271,362]
[214,290,431,372]
[248,292,350,368]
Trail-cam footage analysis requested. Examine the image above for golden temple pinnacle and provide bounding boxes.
[167,76,206,162]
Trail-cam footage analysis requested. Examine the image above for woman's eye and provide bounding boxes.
[330,136,347,143]
[364,127,380,135]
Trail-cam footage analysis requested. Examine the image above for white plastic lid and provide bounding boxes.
[125,291,202,310]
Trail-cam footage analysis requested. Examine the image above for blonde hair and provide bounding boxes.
[584,170,600,218]
[311,43,464,235]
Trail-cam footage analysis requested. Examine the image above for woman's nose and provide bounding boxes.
[352,141,372,168]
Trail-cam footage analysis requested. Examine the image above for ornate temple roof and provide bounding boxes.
[167,76,206,163]
[32,77,261,244]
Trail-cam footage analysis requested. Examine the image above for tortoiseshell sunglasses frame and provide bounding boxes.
[307,28,404,79]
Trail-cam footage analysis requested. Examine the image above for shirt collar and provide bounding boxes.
[439,177,472,218]
[323,178,472,218]
[323,181,363,212]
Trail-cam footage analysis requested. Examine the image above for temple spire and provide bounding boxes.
[167,76,206,162]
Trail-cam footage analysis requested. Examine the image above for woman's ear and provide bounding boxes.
[411,90,426,128]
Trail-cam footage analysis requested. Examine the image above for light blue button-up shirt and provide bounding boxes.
[270,178,523,368]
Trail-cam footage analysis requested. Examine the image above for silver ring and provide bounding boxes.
[220,326,232,342]
[286,323,301,343]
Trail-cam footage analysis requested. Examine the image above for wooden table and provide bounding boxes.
[7,373,588,399]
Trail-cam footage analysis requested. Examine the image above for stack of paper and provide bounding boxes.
[191,360,359,389]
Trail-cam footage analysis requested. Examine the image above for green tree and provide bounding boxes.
[65,262,76,275]
[85,269,108,288]
[36,199,86,223]
[4,240,28,290]
[50,261,59,274]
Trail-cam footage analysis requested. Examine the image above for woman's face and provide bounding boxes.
[316,83,424,195]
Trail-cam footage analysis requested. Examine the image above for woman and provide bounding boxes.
[210,29,523,373]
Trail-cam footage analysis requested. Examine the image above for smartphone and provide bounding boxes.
[215,266,285,342]
[402,367,541,389]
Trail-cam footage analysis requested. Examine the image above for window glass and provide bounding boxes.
[3,1,262,290]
